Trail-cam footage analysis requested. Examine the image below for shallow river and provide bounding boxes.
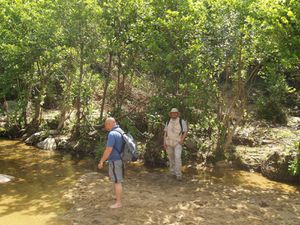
[0,139,299,225]
[0,139,95,225]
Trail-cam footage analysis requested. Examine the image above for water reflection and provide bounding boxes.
[0,139,94,225]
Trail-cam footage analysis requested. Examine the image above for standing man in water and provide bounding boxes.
[164,108,188,180]
[98,117,124,209]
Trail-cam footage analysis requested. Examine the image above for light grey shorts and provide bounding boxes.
[108,160,124,183]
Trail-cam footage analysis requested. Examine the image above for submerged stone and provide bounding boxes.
[0,174,14,183]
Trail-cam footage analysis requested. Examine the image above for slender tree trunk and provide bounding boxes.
[57,108,67,130]
[75,42,84,135]
[116,53,122,110]
[100,52,113,121]
[223,42,245,155]
[23,85,32,126]
[3,97,8,114]
[57,71,72,131]
[31,61,44,126]
[215,42,246,161]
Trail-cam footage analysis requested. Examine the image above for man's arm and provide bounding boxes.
[179,120,188,145]
[98,147,113,169]
[179,132,187,145]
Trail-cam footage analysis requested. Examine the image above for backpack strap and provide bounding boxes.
[165,119,170,137]
[179,118,183,134]
[112,128,125,154]
[114,127,125,136]
[166,118,184,135]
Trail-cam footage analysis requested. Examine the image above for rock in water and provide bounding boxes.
[37,137,57,150]
[0,174,14,183]
[25,131,47,145]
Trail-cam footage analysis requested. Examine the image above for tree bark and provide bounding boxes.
[100,52,113,121]
[75,42,84,135]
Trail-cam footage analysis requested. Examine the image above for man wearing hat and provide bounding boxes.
[164,108,188,180]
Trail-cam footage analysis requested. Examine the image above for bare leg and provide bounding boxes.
[110,183,122,208]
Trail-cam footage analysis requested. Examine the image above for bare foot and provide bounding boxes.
[109,203,122,209]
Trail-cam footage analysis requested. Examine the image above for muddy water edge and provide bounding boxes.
[1,139,300,225]
[0,139,96,225]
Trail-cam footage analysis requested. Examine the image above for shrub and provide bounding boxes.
[288,142,300,176]
[256,97,287,124]
[256,70,294,124]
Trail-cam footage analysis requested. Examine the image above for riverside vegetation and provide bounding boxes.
[0,0,300,183]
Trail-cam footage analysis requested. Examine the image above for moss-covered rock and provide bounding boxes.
[0,127,6,137]
[25,131,48,145]
[261,151,300,183]
[5,124,21,139]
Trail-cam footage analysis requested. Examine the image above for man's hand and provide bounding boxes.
[98,147,112,169]
[179,132,187,145]
[98,161,104,169]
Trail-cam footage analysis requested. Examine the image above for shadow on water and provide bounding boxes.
[0,139,96,225]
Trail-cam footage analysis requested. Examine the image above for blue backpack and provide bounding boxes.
[115,128,138,163]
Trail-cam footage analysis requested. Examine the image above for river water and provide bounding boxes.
[0,139,95,225]
[1,139,299,225]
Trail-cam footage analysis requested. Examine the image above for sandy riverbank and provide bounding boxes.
[62,164,300,225]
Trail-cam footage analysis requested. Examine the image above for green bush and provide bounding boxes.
[256,70,293,124]
[288,142,300,176]
[256,98,287,124]
[94,140,106,161]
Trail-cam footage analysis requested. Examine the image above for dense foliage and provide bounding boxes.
[0,0,299,162]
[289,142,300,176]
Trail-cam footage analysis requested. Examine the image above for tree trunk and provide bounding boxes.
[222,41,245,155]
[116,53,121,110]
[75,42,84,135]
[23,86,32,126]
[215,41,246,160]
[31,61,44,126]
[57,108,67,130]
[100,52,113,121]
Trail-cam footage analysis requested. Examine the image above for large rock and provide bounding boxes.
[25,131,47,145]
[261,151,299,183]
[49,130,59,135]
[0,127,6,137]
[36,137,57,150]
[0,115,6,128]
[0,174,14,183]
[232,135,256,147]
[57,138,72,151]
[5,124,21,138]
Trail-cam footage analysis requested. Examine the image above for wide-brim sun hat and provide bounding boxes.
[169,108,180,116]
